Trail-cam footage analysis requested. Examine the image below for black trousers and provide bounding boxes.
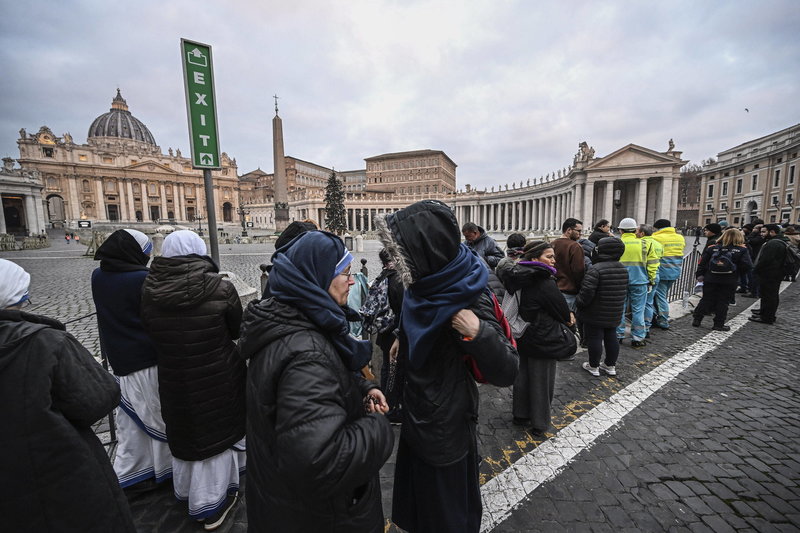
[694,282,736,327]
[759,279,781,322]
[584,324,620,367]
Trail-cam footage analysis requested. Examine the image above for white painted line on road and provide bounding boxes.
[481,284,789,532]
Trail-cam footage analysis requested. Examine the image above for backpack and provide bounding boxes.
[783,241,800,277]
[709,246,737,275]
[500,290,529,338]
[360,276,395,334]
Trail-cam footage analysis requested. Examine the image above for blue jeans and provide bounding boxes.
[645,278,676,329]
[562,293,577,312]
[617,284,649,342]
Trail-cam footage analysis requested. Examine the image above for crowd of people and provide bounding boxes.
[2,201,797,532]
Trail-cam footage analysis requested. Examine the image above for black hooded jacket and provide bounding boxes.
[382,200,518,466]
[239,297,394,533]
[0,310,135,532]
[576,237,629,327]
[140,254,245,461]
[496,261,572,357]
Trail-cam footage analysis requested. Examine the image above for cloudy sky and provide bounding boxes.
[2,0,798,189]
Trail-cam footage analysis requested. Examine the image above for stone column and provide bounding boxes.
[24,194,39,235]
[142,183,150,221]
[636,177,648,224]
[660,176,674,222]
[547,196,553,231]
[604,181,614,223]
[583,181,595,229]
[174,183,183,223]
[67,176,80,221]
[0,205,6,233]
[669,176,680,225]
[126,180,136,222]
[573,184,583,222]
[160,183,169,221]
[95,179,107,221]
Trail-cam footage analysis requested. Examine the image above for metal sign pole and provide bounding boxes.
[203,169,220,263]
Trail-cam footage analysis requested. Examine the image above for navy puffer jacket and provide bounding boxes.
[576,237,629,327]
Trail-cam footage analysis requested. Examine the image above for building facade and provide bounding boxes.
[699,123,800,226]
[0,157,46,235]
[9,90,240,230]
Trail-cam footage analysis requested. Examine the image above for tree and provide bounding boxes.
[324,169,347,235]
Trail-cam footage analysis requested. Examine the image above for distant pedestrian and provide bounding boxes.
[551,218,586,311]
[577,237,628,377]
[749,224,790,325]
[497,240,573,437]
[260,220,317,299]
[381,200,518,533]
[65,232,71,244]
[650,219,686,329]
[1,259,136,532]
[588,219,612,245]
[745,224,766,297]
[239,231,394,532]
[141,230,246,530]
[701,223,722,254]
[693,228,752,330]
[616,218,658,347]
[91,229,173,493]
[462,221,504,270]
[70,231,75,240]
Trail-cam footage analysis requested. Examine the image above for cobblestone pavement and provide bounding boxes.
[6,233,795,532]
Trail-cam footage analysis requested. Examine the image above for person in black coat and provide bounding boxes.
[0,259,136,533]
[497,240,573,437]
[239,231,394,533]
[693,228,753,331]
[374,248,406,423]
[487,232,527,300]
[140,231,246,530]
[588,219,612,245]
[91,229,174,491]
[576,237,629,376]
[380,200,519,533]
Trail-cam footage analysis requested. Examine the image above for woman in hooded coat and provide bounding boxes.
[379,200,519,533]
[496,240,573,437]
[239,230,394,533]
[91,229,174,491]
[140,230,246,531]
[1,260,135,532]
[576,237,629,376]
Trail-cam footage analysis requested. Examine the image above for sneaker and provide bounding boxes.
[692,318,702,327]
[204,492,238,531]
[582,361,600,377]
[631,340,647,348]
[712,325,731,331]
[599,363,617,376]
[751,308,761,315]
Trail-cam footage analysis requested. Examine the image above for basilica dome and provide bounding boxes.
[87,89,157,145]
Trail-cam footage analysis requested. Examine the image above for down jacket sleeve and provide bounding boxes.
[51,331,120,429]
[223,282,243,340]
[274,348,394,501]
[576,265,600,309]
[458,292,519,387]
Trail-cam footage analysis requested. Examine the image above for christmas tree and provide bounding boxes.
[324,169,347,235]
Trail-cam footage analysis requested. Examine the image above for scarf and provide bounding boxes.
[94,229,150,272]
[401,244,488,368]
[269,231,371,372]
[518,260,558,276]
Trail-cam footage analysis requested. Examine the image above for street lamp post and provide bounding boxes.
[238,206,250,237]
[195,213,204,236]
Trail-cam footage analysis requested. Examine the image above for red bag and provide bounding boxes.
[463,291,517,383]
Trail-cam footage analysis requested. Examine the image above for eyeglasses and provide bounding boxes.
[339,271,355,280]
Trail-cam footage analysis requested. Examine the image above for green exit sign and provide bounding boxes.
[180,39,221,169]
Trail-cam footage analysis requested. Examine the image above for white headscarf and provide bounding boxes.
[123,229,153,255]
[161,230,207,258]
[0,259,31,308]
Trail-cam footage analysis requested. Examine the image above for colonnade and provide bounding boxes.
[455,191,575,233]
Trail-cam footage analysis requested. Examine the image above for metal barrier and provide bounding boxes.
[667,236,702,304]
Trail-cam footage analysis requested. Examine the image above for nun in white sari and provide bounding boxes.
[91,229,173,490]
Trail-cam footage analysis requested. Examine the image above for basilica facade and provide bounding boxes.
[8,90,239,234]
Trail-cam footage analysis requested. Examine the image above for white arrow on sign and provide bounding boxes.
[200,153,214,165]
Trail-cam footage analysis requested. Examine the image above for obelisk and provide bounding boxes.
[272,95,289,231]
